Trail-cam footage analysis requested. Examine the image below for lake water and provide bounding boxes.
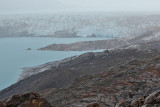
[0,37,105,90]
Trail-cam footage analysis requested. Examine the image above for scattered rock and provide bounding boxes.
[86,102,100,107]
[131,97,144,107]
[115,101,131,107]
[141,104,160,107]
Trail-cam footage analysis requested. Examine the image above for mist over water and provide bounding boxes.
[1,0,160,14]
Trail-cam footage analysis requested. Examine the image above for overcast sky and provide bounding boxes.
[0,0,160,14]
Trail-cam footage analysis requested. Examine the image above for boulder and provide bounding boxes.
[18,98,52,107]
[144,90,160,104]
[131,97,144,107]
[115,101,131,107]
[5,92,52,107]
[86,102,100,107]
[142,104,160,107]
[0,102,4,107]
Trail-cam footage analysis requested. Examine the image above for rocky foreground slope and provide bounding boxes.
[42,51,160,107]
[0,47,160,107]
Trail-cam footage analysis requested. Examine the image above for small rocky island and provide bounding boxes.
[27,48,32,50]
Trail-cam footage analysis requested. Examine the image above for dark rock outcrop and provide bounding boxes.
[53,30,78,38]
[86,102,100,107]
[0,102,4,107]
[2,92,52,107]
[131,97,144,107]
[144,90,160,105]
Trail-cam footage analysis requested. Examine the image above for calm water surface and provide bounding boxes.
[0,37,105,90]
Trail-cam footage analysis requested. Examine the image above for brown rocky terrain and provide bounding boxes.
[40,52,160,107]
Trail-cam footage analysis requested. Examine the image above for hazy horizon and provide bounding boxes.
[1,0,160,14]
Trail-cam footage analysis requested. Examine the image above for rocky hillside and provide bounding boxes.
[41,52,160,106]
[0,47,159,107]
[0,47,160,106]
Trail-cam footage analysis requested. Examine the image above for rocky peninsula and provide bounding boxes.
[38,27,160,51]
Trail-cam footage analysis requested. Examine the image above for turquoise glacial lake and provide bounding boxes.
[0,37,105,90]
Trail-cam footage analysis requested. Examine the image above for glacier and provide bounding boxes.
[0,12,160,38]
